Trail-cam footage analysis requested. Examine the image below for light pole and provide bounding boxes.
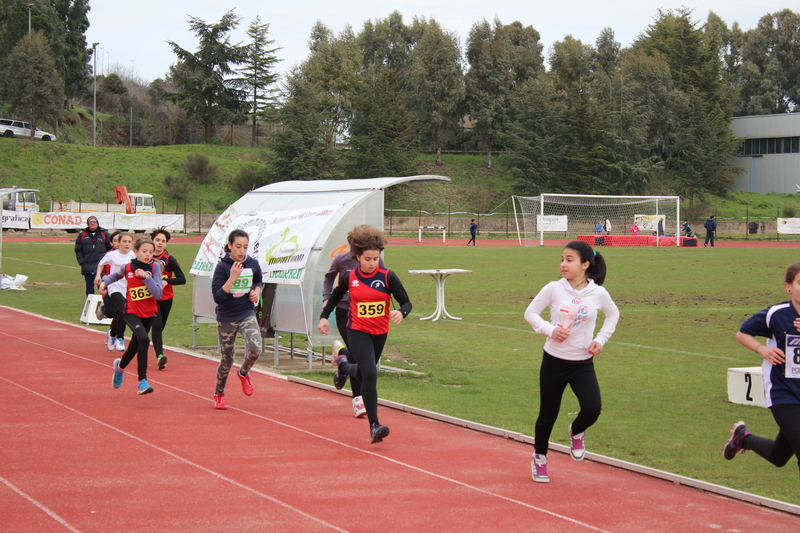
[27,3,32,33]
[100,47,104,75]
[92,42,99,147]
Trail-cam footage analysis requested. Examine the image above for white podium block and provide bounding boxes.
[80,294,112,325]
[727,367,766,408]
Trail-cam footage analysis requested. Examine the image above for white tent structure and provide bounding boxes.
[190,176,450,367]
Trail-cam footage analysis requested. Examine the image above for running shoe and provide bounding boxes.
[137,379,154,395]
[332,340,348,390]
[238,370,254,396]
[157,354,168,370]
[569,424,586,461]
[213,393,227,410]
[115,338,125,351]
[95,304,106,321]
[352,396,366,418]
[112,359,124,388]
[722,421,750,460]
[370,422,390,443]
[532,453,550,483]
[106,329,114,351]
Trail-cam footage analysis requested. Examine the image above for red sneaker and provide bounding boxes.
[213,393,227,410]
[238,371,254,396]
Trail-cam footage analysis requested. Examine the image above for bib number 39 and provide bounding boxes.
[357,302,386,318]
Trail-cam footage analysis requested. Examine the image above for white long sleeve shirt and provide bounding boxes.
[524,278,620,361]
[97,250,135,295]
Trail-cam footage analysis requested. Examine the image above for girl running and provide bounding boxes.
[524,240,620,482]
[318,225,412,443]
[211,229,263,410]
[96,233,135,351]
[150,228,186,370]
[100,237,162,395]
[95,231,121,349]
[723,262,800,476]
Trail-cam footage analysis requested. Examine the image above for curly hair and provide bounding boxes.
[347,225,386,260]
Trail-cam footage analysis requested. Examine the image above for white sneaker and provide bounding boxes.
[531,453,550,483]
[106,329,114,351]
[352,396,366,418]
[115,338,125,351]
[569,424,586,461]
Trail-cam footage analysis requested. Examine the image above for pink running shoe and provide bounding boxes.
[238,370,253,396]
[213,393,227,410]
[569,424,586,461]
[352,396,366,418]
[531,453,549,483]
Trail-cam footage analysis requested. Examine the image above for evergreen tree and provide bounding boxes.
[3,31,64,137]
[239,15,282,146]
[166,10,247,144]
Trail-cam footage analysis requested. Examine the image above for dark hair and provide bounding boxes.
[225,229,249,252]
[564,240,607,286]
[133,237,154,252]
[109,230,122,242]
[348,225,386,260]
[150,227,171,241]
[784,263,800,285]
[471,219,475,222]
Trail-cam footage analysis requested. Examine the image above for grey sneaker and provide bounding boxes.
[569,424,586,461]
[532,453,550,483]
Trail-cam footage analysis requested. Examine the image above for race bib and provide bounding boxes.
[356,301,386,318]
[129,286,152,301]
[785,335,800,379]
[230,268,254,298]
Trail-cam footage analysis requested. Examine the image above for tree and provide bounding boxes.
[549,35,595,90]
[239,15,281,146]
[100,73,127,94]
[346,67,416,179]
[2,31,64,138]
[357,11,418,72]
[166,10,247,143]
[405,19,465,165]
[465,18,543,169]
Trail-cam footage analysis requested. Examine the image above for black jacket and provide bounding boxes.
[74,227,111,275]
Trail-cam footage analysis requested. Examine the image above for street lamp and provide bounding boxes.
[92,42,99,147]
[27,3,32,33]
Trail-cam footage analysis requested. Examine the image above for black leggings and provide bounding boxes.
[335,307,362,398]
[110,292,127,338]
[534,351,602,456]
[743,404,800,475]
[151,298,173,356]
[119,314,159,381]
[338,328,387,426]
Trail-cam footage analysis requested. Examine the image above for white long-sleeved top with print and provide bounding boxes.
[524,278,620,361]
[96,250,135,295]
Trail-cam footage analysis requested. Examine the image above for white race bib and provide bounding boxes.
[784,334,800,379]
[230,268,254,298]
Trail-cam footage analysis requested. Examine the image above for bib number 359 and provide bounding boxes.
[357,302,386,318]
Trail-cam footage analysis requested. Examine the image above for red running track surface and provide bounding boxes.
[1,305,798,533]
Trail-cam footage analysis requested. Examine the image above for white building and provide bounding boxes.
[731,113,800,194]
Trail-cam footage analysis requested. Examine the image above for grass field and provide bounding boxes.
[2,240,798,504]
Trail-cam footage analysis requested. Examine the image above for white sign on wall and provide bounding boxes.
[778,218,800,234]
[536,214,568,232]
[1,210,30,229]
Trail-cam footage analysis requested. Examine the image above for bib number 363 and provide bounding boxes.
[357,302,386,318]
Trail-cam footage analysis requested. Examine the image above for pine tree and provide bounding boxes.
[240,15,281,146]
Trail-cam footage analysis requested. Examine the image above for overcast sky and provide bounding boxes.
[85,1,791,84]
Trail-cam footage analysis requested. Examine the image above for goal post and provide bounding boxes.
[513,194,682,247]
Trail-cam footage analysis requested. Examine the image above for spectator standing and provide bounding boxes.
[704,215,717,247]
[466,219,478,246]
[602,217,612,235]
[74,216,111,296]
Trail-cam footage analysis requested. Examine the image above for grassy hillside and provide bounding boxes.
[2,137,800,223]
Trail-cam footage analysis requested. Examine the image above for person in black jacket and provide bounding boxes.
[74,216,111,295]
[703,215,717,247]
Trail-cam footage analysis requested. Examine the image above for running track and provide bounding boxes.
[2,305,799,532]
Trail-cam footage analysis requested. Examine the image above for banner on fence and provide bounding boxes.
[114,214,184,232]
[777,218,800,235]
[536,214,568,232]
[28,212,183,231]
[634,214,666,232]
[2,210,30,229]
[190,205,340,285]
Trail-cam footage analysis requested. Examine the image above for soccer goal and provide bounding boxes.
[513,194,682,247]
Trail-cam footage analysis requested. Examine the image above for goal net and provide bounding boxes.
[513,194,682,247]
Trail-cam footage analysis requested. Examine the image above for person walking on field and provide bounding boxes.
[322,248,385,418]
[602,217,612,235]
[704,215,717,247]
[467,219,478,246]
[150,228,186,371]
[100,237,162,396]
[211,229,263,410]
[723,262,800,476]
[318,225,412,443]
[74,216,111,296]
[524,240,620,483]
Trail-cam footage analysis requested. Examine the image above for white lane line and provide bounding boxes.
[0,375,350,533]
[1,330,613,533]
[0,475,82,533]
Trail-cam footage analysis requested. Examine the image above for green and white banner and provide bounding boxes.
[190,205,340,285]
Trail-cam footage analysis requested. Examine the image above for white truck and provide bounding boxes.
[0,186,39,211]
[52,193,156,213]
